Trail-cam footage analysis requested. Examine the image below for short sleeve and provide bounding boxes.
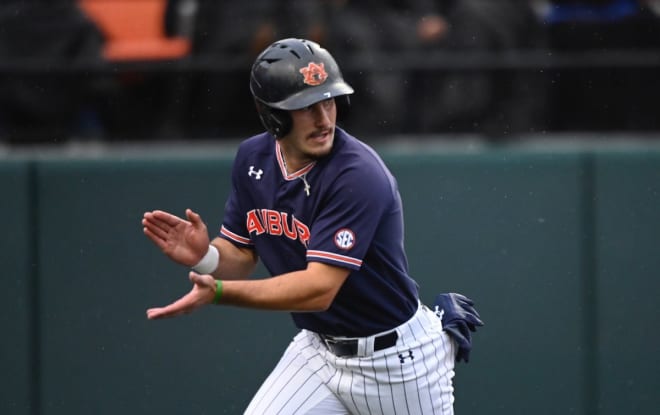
[306,161,396,269]
[219,149,254,247]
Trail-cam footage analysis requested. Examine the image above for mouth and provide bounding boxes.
[308,128,333,143]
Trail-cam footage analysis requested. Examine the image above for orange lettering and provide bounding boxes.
[246,210,265,235]
[265,209,283,236]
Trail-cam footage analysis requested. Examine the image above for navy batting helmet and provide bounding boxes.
[250,38,354,137]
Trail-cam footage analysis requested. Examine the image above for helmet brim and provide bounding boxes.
[265,82,354,111]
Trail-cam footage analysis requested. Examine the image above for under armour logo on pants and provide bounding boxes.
[398,350,414,364]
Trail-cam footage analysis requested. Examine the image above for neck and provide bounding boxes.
[279,144,312,174]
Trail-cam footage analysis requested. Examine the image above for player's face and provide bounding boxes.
[282,98,336,168]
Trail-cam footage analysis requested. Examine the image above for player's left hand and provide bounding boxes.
[147,272,217,319]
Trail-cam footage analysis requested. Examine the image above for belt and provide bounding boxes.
[318,331,399,357]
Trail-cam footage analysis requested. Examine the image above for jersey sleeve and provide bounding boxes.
[219,147,254,248]
[306,159,397,270]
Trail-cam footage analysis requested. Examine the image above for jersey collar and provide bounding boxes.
[275,141,316,181]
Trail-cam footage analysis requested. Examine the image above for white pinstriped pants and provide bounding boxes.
[244,304,456,414]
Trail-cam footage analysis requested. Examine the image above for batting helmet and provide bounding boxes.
[250,38,354,137]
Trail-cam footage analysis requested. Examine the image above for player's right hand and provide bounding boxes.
[142,208,211,267]
[146,271,217,319]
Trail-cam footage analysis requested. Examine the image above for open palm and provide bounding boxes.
[147,272,216,319]
[142,208,210,267]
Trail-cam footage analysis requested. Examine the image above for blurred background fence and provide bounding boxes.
[1,1,660,414]
[1,0,660,145]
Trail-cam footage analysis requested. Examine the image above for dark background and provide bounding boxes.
[1,0,659,145]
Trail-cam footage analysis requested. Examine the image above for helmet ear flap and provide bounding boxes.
[254,100,292,138]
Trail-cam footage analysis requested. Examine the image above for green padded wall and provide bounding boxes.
[594,150,660,415]
[388,151,587,414]
[3,143,660,415]
[34,158,295,415]
[0,161,32,415]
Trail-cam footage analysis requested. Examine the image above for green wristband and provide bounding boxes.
[213,280,223,304]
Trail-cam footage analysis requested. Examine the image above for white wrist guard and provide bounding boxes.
[192,245,219,274]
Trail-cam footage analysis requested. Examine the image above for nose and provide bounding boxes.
[311,101,332,125]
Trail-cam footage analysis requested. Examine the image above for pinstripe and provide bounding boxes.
[335,357,355,413]
[412,326,433,414]
[334,365,344,400]
[427,306,454,414]
[417,312,439,415]
[260,356,308,413]
[349,361,359,413]
[246,335,333,415]
[358,358,374,415]
[422,330,438,414]
[372,351,385,414]
[410,318,425,414]
[248,348,302,412]
[428,331,441,415]
[439,331,454,413]
[289,341,333,414]
[284,366,328,415]
[437,331,450,413]
[434,331,447,411]
[346,358,360,414]
[345,357,360,414]
[246,306,455,414]
[385,352,396,413]
[399,358,412,414]
[327,363,339,386]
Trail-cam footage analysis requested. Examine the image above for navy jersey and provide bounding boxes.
[219,128,419,336]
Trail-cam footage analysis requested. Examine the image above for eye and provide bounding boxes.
[302,98,333,112]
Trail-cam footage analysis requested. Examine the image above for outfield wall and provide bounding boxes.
[2,142,659,415]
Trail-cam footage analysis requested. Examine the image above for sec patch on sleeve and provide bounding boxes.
[334,228,355,250]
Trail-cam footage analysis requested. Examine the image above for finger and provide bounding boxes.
[146,274,213,321]
[142,214,177,238]
[471,316,485,327]
[189,271,215,291]
[458,304,477,314]
[142,227,169,251]
[147,307,168,319]
[146,306,186,320]
[146,293,196,319]
[454,293,474,306]
[186,209,204,228]
[142,218,170,241]
[143,211,172,225]
[147,307,167,319]
[464,306,482,319]
[152,210,188,227]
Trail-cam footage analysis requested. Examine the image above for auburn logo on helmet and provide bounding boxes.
[299,62,328,86]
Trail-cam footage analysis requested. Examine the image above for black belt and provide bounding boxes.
[318,331,399,357]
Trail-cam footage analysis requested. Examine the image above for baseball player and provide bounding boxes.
[143,38,481,414]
